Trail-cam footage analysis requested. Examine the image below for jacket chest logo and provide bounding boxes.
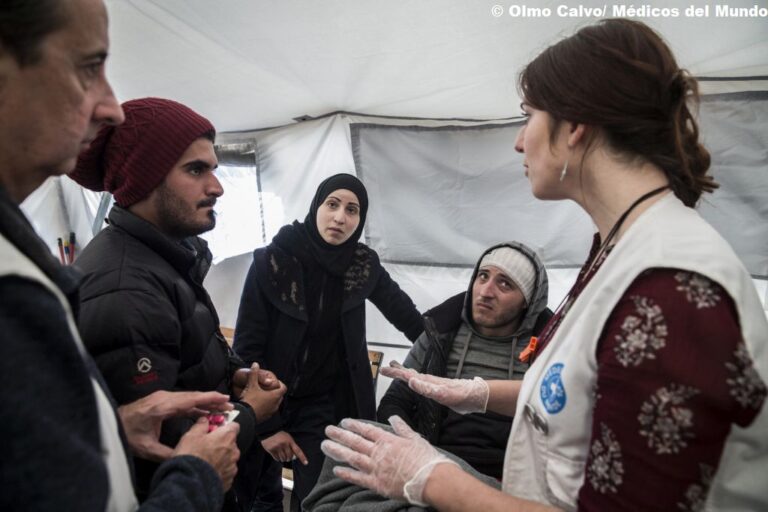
[137,357,153,374]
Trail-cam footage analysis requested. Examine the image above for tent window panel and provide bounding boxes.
[698,93,768,277]
[201,165,282,264]
[352,122,594,268]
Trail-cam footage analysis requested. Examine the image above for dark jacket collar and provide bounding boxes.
[107,205,212,284]
[423,292,466,336]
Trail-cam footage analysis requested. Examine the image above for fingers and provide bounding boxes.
[154,391,232,418]
[320,439,373,473]
[257,368,280,390]
[210,422,240,491]
[323,422,385,474]
[273,445,291,463]
[388,415,420,440]
[231,368,249,394]
[174,418,240,491]
[263,432,303,463]
[326,423,377,454]
[187,391,233,413]
[273,380,288,397]
[210,421,240,454]
[138,436,175,462]
[189,415,211,433]
[245,363,263,390]
[208,419,240,441]
[408,377,442,399]
[290,440,309,466]
[338,418,390,444]
[246,363,286,395]
[380,362,417,382]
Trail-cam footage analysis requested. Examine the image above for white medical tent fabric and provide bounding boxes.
[17,1,768,401]
[354,95,768,274]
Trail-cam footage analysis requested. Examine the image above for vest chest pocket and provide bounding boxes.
[523,402,585,511]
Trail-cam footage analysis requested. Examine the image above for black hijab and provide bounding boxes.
[280,173,369,277]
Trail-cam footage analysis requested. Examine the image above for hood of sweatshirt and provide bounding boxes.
[461,241,549,341]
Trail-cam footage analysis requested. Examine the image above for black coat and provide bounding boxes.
[76,206,253,497]
[0,188,224,511]
[233,241,422,432]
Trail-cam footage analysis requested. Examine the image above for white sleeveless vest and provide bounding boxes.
[0,234,138,512]
[502,194,768,511]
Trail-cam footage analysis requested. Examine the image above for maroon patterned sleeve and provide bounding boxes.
[577,268,766,512]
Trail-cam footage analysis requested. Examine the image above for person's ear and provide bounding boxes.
[567,122,588,148]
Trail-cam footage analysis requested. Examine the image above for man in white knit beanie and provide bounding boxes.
[474,245,538,332]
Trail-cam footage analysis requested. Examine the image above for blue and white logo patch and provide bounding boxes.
[540,362,566,414]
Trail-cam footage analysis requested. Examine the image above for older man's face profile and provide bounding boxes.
[0,0,122,203]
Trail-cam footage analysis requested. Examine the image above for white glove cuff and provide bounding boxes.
[474,376,490,413]
[403,458,458,506]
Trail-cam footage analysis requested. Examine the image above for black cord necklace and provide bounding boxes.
[533,184,670,357]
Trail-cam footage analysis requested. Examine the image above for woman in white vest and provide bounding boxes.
[321,18,768,512]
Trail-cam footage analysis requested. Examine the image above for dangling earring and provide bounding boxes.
[559,159,568,182]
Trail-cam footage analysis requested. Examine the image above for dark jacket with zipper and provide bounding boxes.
[0,187,225,511]
[233,240,423,434]
[76,205,255,498]
[377,242,551,478]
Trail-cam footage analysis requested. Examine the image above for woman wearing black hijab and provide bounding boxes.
[233,173,423,510]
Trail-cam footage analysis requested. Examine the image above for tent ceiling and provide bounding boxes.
[105,0,768,132]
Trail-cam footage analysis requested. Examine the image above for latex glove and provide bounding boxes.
[322,416,458,506]
[380,361,490,414]
[174,417,240,491]
[261,431,308,465]
[238,363,287,422]
[118,390,232,461]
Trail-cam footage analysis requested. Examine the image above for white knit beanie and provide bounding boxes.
[479,247,536,304]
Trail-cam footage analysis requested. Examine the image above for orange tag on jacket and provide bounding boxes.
[519,336,538,363]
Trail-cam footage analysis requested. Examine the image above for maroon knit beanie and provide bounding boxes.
[70,97,215,206]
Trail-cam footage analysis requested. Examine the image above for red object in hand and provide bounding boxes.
[207,413,227,432]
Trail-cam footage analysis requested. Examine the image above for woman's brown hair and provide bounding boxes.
[519,19,715,207]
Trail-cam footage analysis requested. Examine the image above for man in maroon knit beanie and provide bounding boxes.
[70,97,286,508]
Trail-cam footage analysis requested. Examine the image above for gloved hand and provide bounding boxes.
[321,416,459,506]
[380,361,490,414]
